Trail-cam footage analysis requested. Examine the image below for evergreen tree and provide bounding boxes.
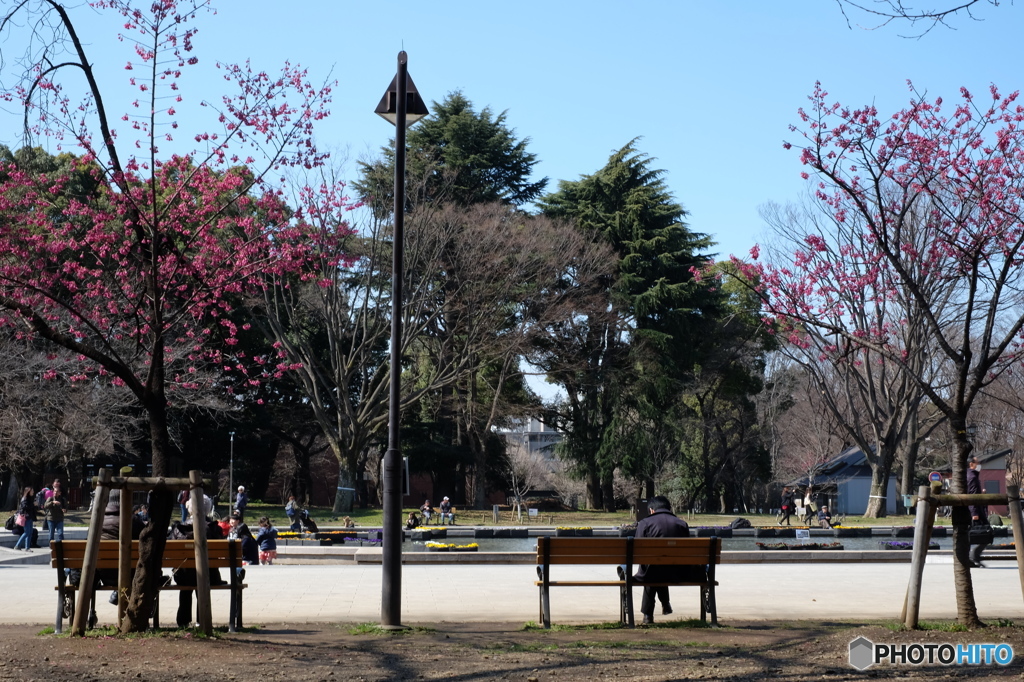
[354,91,547,213]
[536,140,719,510]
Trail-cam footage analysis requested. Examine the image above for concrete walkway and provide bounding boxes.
[2,556,1021,627]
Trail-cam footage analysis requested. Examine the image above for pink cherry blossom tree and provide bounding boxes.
[0,0,331,632]
[740,82,1024,627]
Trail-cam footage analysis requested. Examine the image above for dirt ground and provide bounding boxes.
[0,620,1022,681]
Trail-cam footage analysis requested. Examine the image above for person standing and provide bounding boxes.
[631,495,699,626]
[778,487,795,526]
[234,486,248,521]
[45,481,68,543]
[284,495,302,532]
[967,456,990,568]
[177,488,190,523]
[255,516,278,565]
[13,487,37,551]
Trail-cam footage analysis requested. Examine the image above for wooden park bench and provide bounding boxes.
[50,539,247,634]
[535,536,721,628]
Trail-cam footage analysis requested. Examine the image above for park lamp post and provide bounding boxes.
[374,50,428,628]
[229,431,236,514]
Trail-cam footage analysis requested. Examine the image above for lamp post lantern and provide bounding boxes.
[375,50,428,628]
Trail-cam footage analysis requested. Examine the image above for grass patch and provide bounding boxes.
[346,623,435,636]
[521,619,717,632]
[521,621,626,632]
[484,639,703,652]
[37,626,55,636]
[880,620,970,633]
[482,642,559,652]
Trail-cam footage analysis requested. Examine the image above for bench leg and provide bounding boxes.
[620,585,635,628]
[706,585,718,627]
[229,586,237,633]
[55,583,65,635]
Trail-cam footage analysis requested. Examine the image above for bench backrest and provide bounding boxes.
[50,539,240,571]
[537,537,721,566]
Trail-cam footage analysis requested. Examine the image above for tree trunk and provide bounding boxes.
[586,471,601,510]
[951,432,983,628]
[120,392,170,633]
[333,468,356,514]
[863,468,891,518]
[601,471,615,513]
[122,486,172,633]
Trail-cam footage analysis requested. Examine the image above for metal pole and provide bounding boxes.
[381,50,409,628]
[229,431,235,515]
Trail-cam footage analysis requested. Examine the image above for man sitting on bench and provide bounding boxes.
[629,495,703,626]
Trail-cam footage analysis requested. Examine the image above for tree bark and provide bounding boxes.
[864,469,890,518]
[121,486,172,633]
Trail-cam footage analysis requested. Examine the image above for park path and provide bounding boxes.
[1,557,1020,626]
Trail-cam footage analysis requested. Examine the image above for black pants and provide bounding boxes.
[174,569,224,627]
[641,585,670,616]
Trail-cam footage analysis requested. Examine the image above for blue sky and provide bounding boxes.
[3,0,1020,261]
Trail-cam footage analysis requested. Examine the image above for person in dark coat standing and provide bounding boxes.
[631,496,700,625]
[967,456,990,568]
[234,486,248,521]
[778,487,795,526]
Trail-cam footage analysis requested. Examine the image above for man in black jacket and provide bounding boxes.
[967,457,990,568]
[632,496,701,625]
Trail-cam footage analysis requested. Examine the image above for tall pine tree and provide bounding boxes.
[536,140,719,510]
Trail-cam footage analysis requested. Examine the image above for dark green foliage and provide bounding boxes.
[354,91,547,213]
[537,140,721,509]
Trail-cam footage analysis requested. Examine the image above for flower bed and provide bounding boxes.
[492,528,528,538]
[425,542,479,552]
[930,526,947,538]
[555,527,593,537]
[991,543,1016,550]
[316,531,358,543]
[754,526,800,538]
[833,527,872,538]
[756,542,844,551]
[878,541,939,550]
[891,527,916,538]
[474,528,494,539]
[694,526,732,538]
[618,524,637,537]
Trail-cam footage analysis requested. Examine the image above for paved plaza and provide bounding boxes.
[1,556,1021,627]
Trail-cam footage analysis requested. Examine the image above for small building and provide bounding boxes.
[788,446,898,516]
